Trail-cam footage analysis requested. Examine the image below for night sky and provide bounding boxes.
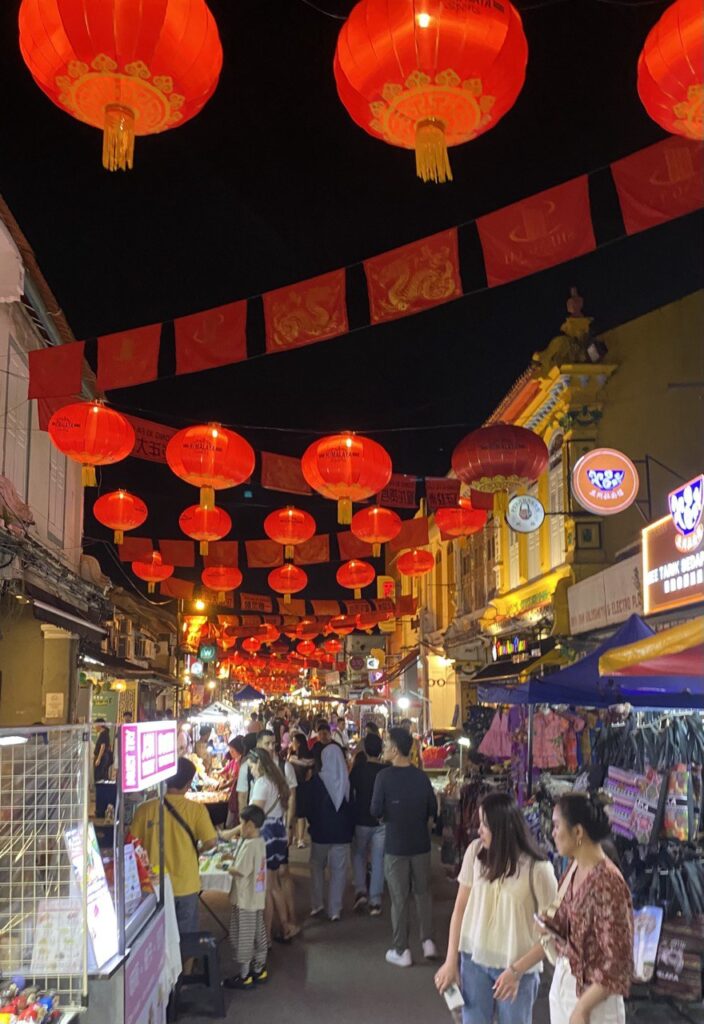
[1,0,702,597]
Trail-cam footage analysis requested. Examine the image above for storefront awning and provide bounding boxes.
[0,217,23,303]
[33,598,106,642]
[599,616,704,677]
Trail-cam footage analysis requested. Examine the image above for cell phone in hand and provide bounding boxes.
[443,984,465,1011]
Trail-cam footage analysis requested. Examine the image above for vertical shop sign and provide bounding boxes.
[121,722,178,793]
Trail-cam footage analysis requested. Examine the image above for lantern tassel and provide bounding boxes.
[285,544,294,560]
[338,498,353,524]
[114,529,124,545]
[103,105,135,172]
[147,582,155,594]
[200,486,215,510]
[200,540,209,556]
[82,465,97,487]
[284,593,291,606]
[415,119,452,184]
[354,588,361,600]
[217,591,225,603]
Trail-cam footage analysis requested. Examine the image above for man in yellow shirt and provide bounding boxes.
[131,758,217,935]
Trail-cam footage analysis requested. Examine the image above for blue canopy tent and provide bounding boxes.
[232,684,266,702]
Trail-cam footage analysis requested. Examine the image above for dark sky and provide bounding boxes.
[1,0,702,596]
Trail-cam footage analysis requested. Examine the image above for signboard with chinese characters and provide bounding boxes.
[572,448,640,516]
[643,512,704,616]
[121,722,178,793]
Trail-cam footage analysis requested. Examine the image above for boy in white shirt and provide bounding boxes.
[225,805,268,990]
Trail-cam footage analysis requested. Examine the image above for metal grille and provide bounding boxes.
[0,726,89,1009]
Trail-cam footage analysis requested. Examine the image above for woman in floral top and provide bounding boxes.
[494,793,633,1024]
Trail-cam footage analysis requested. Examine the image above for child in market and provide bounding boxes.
[225,804,268,990]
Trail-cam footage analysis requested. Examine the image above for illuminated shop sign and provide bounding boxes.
[121,721,178,793]
[572,448,640,516]
[506,495,545,533]
[492,636,529,661]
[668,474,704,552]
[643,509,704,616]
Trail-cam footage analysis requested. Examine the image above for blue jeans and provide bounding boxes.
[460,954,540,1024]
[353,825,385,903]
[175,892,200,935]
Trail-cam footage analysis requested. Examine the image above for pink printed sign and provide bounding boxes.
[124,911,166,1024]
[121,722,178,792]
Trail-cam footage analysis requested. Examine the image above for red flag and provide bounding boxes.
[118,537,154,561]
[278,598,306,616]
[246,540,284,568]
[28,342,84,399]
[37,395,78,431]
[158,540,195,568]
[377,474,417,508]
[611,139,704,235]
[426,477,461,511]
[263,269,348,353]
[344,600,372,616]
[260,451,311,495]
[477,177,595,287]
[97,324,161,391]
[388,517,429,553]
[204,541,239,568]
[160,578,195,600]
[364,229,462,325]
[124,414,177,464]
[396,595,418,616]
[174,300,247,376]
[337,531,374,560]
[311,600,341,617]
[240,593,274,614]
[470,489,495,510]
[293,535,330,565]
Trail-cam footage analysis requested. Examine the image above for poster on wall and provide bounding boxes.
[64,823,119,968]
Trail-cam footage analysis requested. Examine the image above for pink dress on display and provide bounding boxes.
[478,710,512,759]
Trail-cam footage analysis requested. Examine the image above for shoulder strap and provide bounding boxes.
[165,798,199,855]
[529,859,538,915]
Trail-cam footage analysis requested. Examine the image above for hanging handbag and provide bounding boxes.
[539,861,577,966]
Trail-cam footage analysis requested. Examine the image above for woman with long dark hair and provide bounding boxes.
[501,793,633,1024]
[435,792,557,1024]
[288,731,314,848]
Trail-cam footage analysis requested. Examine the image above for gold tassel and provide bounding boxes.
[285,544,294,560]
[82,465,97,487]
[284,593,291,606]
[114,529,124,545]
[338,498,352,524]
[200,540,209,556]
[373,542,381,558]
[354,588,361,600]
[103,105,136,172]
[415,119,452,184]
[200,486,215,510]
[148,582,155,594]
[217,591,225,603]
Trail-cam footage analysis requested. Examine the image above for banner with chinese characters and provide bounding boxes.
[125,414,178,464]
[377,474,417,508]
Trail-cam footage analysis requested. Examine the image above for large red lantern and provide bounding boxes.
[334,0,528,183]
[264,507,316,559]
[179,505,231,555]
[257,623,281,645]
[166,423,255,510]
[93,489,147,544]
[451,424,548,514]
[351,506,402,556]
[18,0,223,171]
[434,498,487,538]
[397,548,434,577]
[323,638,342,656]
[132,551,174,594]
[637,0,703,141]
[329,614,356,636]
[301,433,392,524]
[356,611,380,633]
[269,564,308,606]
[295,619,320,641]
[297,640,316,658]
[336,559,376,600]
[48,401,134,486]
[201,565,242,603]
[242,637,262,654]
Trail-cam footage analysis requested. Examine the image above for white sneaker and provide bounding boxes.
[385,948,412,968]
[422,939,438,960]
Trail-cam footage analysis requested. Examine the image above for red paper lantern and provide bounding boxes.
[337,559,376,600]
[334,0,528,183]
[48,401,134,486]
[93,489,147,544]
[351,505,402,556]
[638,0,703,141]
[329,614,356,636]
[295,619,320,641]
[356,611,380,633]
[201,565,243,603]
[451,424,548,514]
[269,563,308,605]
[19,0,223,170]
[264,506,316,559]
[132,551,174,594]
[257,624,281,645]
[301,433,392,524]
[397,548,434,577]
[297,640,316,658]
[179,504,231,556]
[434,498,487,538]
[323,638,342,656]
[242,637,262,654]
[166,423,255,510]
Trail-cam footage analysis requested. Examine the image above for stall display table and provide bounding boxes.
[198,844,238,941]
[186,789,229,826]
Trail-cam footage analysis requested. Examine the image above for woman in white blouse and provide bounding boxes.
[435,792,557,1024]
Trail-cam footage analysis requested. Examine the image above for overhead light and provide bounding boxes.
[458,737,471,748]
[0,735,30,747]
[397,695,410,710]
[194,599,207,611]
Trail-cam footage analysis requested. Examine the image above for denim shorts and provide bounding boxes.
[460,953,540,1024]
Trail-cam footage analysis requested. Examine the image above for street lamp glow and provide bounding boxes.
[194,599,207,611]
[397,695,411,710]
[458,736,471,748]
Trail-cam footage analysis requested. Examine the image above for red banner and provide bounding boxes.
[160,578,195,600]
[364,229,462,325]
[97,324,161,391]
[278,598,306,616]
[28,342,84,400]
[344,600,373,616]
[337,531,374,560]
[396,595,418,617]
[611,138,704,236]
[477,177,596,287]
[118,537,154,562]
[123,414,178,464]
[204,541,239,568]
[174,300,247,375]
[426,477,461,511]
[311,600,342,617]
[293,535,330,565]
[246,540,284,568]
[240,593,274,614]
[377,474,417,508]
[158,539,195,568]
[37,395,78,431]
[263,269,348,353]
[388,517,429,553]
[260,451,311,495]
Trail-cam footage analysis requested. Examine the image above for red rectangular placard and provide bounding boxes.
[611,138,704,235]
[364,229,462,324]
[97,324,161,391]
[263,269,348,353]
[28,342,84,400]
[293,535,330,565]
[174,300,247,375]
[246,540,284,568]
[260,451,311,495]
[377,474,417,509]
[388,517,429,553]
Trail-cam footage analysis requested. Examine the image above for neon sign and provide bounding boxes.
[669,474,704,553]
[572,448,640,516]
